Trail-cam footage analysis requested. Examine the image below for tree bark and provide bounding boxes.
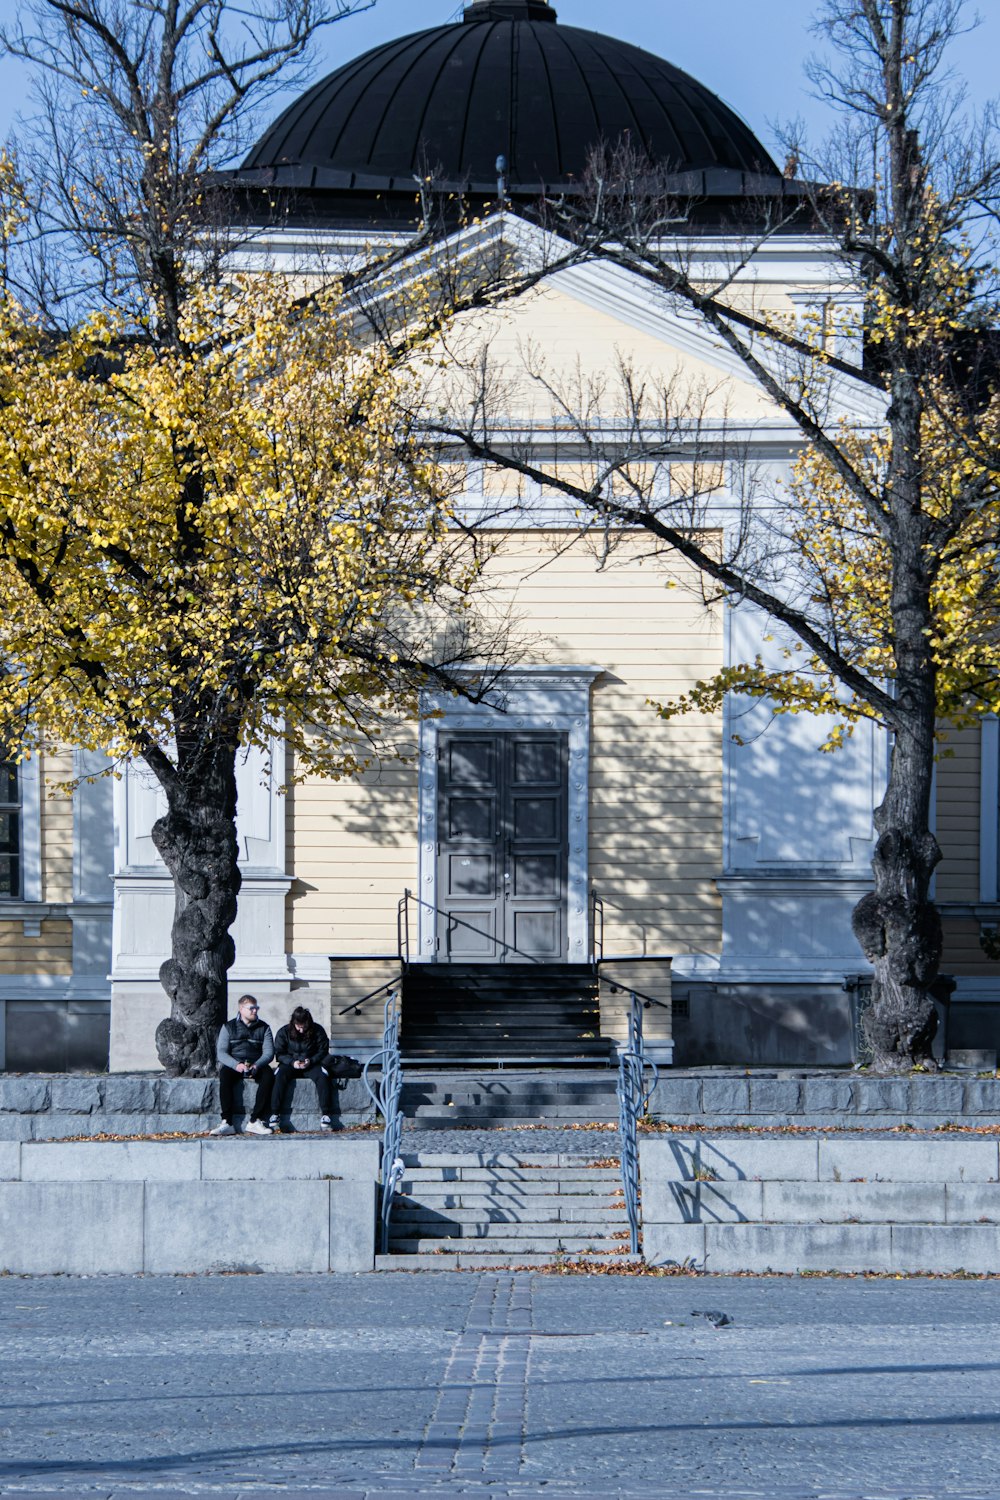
[151,738,241,1076]
[852,621,942,1070]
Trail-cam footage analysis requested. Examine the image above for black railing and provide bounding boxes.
[398,887,546,964]
[336,977,400,1019]
[590,887,605,967]
[362,989,405,1256]
[600,974,672,1012]
[397,891,411,970]
[617,990,660,1256]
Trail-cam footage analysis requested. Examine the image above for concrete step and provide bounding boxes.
[403,1010,602,1022]
[395,1195,624,1214]
[375,1250,633,1270]
[388,1234,631,1255]
[401,1051,612,1065]
[402,1086,618,1103]
[407,1099,617,1112]
[407,1113,618,1127]
[386,1155,627,1259]
[393,1206,627,1229]
[398,1170,620,1187]
[399,1150,619,1165]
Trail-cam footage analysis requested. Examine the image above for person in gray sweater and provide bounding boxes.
[270,1006,334,1131]
[212,995,275,1135]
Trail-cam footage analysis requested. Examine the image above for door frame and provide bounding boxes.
[416,666,601,965]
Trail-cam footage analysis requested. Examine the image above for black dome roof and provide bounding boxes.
[243,0,777,195]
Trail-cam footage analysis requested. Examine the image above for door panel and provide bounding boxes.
[512,909,561,958]
[445,908,497,958]
[512,852,559,898]
[447,853,494,896]
[437,732,568,962]
[446,795,495,841]
[512,796,559,841]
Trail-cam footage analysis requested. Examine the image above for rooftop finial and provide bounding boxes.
[463,1,557,22]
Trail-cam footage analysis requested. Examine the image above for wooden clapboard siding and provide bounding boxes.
[286,531,723,960]
[936,726,980,904]
[941,917,998,977]
[41,749,74,904]
[0,751,73,972]
[0,918,72,973]
[935,722,1000,976]
[434,285,780,422]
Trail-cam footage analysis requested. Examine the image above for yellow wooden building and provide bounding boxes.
[2,0,996,1072]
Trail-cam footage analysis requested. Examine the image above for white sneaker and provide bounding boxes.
[209,1120,235,1136]
[320,1116,333,1131]
[268,1116,280,1130]
[245,1118,272,1136]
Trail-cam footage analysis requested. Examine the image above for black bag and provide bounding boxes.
[325,1053,364,1079]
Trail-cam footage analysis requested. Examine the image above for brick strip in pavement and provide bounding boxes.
[413,1274,531,1482]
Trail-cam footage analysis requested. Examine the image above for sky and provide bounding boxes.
[0,0,997,163]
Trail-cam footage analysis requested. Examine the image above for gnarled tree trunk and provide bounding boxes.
[851,694,942,1072]
[151,738,241,1076]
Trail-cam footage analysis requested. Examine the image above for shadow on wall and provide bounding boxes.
[672,984,853,1067]
[4,1000,111,1072]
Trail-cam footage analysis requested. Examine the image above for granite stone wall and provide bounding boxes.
[0,1074,376,1140]
[648,1070,1000,1128]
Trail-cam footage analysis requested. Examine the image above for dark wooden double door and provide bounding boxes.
[437,731,569,962]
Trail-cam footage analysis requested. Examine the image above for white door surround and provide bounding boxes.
[417,666,602,964]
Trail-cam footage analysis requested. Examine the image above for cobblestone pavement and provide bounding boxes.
[400,1128,622,1156]
[1,1272,1000,1499]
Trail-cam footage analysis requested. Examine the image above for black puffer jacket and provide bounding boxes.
[274,1022,329,1070]
[217,1016,274,1069]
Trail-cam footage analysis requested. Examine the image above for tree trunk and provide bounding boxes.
[151,738,242,1076]
[851,720,942,1073]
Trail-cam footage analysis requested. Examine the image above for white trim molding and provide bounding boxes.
[980,717,999,904]
[19,755,41,908]
[417,666,603,965]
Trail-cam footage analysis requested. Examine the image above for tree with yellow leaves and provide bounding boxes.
[443,0,1000,1071]
[0,265,499,1074]
[0,0,507,1075]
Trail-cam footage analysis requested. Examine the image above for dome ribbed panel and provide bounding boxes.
[455,23,516,179]
[243,18,776,185]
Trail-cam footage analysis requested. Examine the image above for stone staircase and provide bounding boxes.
[400,1068,619,1127]
[400,964,611,1065]
[376,1152,631,1269]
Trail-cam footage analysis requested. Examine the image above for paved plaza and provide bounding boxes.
[0,1272,999,1498]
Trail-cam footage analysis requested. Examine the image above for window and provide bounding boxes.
[0,762,21,897]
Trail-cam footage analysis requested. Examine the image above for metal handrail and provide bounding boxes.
[336,977,401,1019]
[404,887,546,964]
[617,990,660,1256]
[397,891,411,970]
[362,989,405,1256]
[590,887,605,967]
[600,971,672,1011]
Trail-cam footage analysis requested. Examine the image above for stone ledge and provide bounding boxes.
[649,1071,1000,1127]
[641,1132,1000,1272]
[11,1135,380,1181]
[0,1177,377,1274]
[0,1073,377,1139]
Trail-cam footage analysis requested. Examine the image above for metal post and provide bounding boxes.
[616,991,659,1256]
[362,989,405,1256]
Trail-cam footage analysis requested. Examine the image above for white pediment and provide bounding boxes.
[238,215,887,435]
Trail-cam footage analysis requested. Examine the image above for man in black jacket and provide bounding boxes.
[212,995,275,1135]
[270,1006,334,1131]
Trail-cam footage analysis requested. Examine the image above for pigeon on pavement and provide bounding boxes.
[691,1309,733,1328]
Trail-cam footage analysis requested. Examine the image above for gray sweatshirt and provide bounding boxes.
[216,1017,275,1071]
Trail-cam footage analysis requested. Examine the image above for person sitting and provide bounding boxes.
[211,994,275,1136]
[270,1006,335,1132]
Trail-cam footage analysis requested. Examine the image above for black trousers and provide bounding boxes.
[219,1065,275,1124]
[271,1062,333,1118]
